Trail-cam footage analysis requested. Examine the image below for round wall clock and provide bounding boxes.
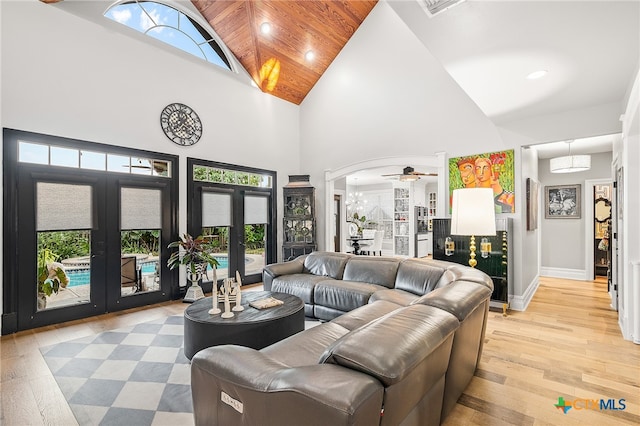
[160,103,203,146]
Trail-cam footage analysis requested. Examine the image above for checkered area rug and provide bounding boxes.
[40,315,193,426]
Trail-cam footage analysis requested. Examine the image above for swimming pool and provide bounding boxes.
[65,256,232,287]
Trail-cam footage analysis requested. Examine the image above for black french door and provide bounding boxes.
[3,129,178,333]
[187,159,277,290]
[16,172,108,329]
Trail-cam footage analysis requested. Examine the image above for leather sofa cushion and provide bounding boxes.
[342,257,401,288]
[303,252,351,279]
[368,288,418,306]
[436,264,494,290]
[314,280,387,312]
[261,322,349,368]
[271,274,327,304]
[319,304,459,386]
[414,281,492,321]
[332,300,402,331]
[394,259,446,295]
[313,305,347,322]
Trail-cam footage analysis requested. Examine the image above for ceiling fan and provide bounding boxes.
[381,166,437,182]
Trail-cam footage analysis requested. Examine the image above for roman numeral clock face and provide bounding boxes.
[160,103,203,146]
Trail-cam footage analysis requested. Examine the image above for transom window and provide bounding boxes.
[104,1,232,71]
[193,165,272,188]
[18,141,171,177]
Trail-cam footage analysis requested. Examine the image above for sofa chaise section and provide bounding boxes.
[191,302,459,426]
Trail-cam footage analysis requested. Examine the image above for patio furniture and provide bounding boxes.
[120,256,139,293]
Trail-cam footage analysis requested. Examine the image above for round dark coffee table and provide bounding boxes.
[183,290,304,360]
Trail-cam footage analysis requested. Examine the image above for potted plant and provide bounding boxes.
[349,212,368,235]
[37,249,70,310]
[167,233,219,302]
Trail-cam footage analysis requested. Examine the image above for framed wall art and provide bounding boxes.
[448,149,515,213]
[545,184,581,219]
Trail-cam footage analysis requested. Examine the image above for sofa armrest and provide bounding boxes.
[191,345,384,426]
[262,256,306,291]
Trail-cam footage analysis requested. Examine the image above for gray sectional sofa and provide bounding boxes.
[191,252,493,426]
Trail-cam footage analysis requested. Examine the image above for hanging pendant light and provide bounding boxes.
[550,140,591,173]
[346,178,367,213]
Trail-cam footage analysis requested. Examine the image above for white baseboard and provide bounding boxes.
[509,274,540,311]
[540,267,588,281]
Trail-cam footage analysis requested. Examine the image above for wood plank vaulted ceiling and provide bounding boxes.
[191,0,378,105]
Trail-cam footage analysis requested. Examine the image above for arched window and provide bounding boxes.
[105,1,232,71]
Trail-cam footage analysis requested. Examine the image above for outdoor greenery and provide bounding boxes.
[193,166,270,187]
[37,230,160,260]
[37,231,90,261]
[203,225,265,254]
[244,224,265,251]
[121,230,160,255]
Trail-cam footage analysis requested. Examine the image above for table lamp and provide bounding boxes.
[450,188,496,268]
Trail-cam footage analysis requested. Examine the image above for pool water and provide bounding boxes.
[65,256,231,287]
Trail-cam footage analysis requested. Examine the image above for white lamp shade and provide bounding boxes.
[450,188,496,236]
[549,155,591,173]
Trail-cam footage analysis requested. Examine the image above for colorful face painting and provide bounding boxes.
[448,150,515,213]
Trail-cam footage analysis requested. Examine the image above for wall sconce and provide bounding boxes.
[445,236,455,256]
[450,188,496,268]
[480,237,491,258]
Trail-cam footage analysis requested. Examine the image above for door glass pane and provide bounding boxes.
[80,150,106,170]
[37,231,91,311]
[120,230,161,296]
[50,146,79,168]
[120,187,162,296]
[244,224,266,276]
[107,154,130,173]
[203,227,228,280]
[244,194,268,276]
[19,141,49,164]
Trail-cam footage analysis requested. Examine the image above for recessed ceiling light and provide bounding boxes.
[526,70,548,80]
[305,50,315,61]
[260,22,271,35]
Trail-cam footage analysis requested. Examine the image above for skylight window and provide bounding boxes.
[105,1,231,71]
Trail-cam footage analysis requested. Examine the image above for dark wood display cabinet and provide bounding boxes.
[282,175,316,261]
[433,218,513,315]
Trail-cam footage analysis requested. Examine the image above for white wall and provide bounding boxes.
[511,146,541,310]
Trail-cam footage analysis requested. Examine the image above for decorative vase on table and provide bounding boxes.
[184,262,208,303]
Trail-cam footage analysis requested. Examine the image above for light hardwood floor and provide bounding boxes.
[1,277,638,425]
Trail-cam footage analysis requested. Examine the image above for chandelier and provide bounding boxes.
[550,140,591,173]
[346,178,367,213]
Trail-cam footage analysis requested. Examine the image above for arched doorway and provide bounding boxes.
[323,155,446,255]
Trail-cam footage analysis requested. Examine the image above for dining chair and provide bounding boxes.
[359,229,376,254]
[364,230,383,256]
